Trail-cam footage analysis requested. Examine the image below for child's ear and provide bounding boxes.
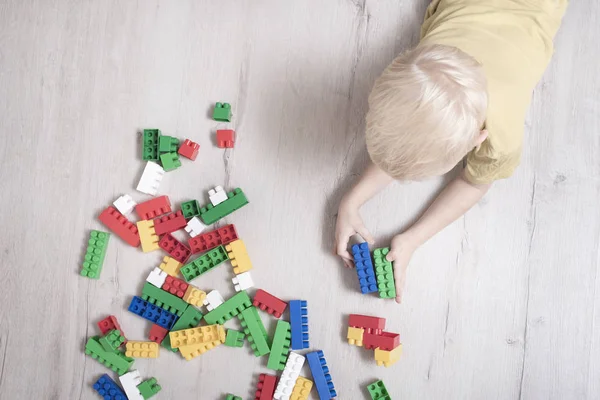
[474,129,488,149]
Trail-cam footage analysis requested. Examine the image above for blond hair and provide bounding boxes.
[366,44,488,180]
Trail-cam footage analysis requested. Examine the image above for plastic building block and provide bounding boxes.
[169,324,225,348]
[135,195,171,220]
[367,380,391,400]
[289,300,309,350]
[183,285,207,306]
[255,373,277,400]
[226,395,242,400]
[274,352,305,400]
[159,256,182,276]
[224,329,245,348]
[81,230,110,278]
[347,326,364,346]
[158,233,191,263]
[232,271,254,291]
[348,314,386,334]
[209,185,228,206]
[352,242,378,294]
[238,306,270,357]
[98,206,140,247]
[137,220,160,252]
[306,350,337,399]
[364,331,400,351]
[225,239,253,274]
[162,275,189,298]
[158,135,179,153]
[125,341,159,358]
[149,324,168,343]
[154,210,186,235]
[253,289,287,318]
[204,291,252,324]
[216,129,235,148]
[184,216,207,238]
[147,266,168,288]
[373,247,396,299]
[189,224,238,254]
[213,102,232,122]
[93,374,127,400]
[136,161,165,196]
[199,188,249,225]
[119,370,144,400]
[113,194,137,216]
[99,329,125,353]
[181,200,201,219]
[374,345,402,367]
[203,289,225,311]
[98,315,126,341]
[178,338,223,360]
[160,152,181,171]
[161,305,204,351]
[137,378,161,399]
[290,377,313,400]
[84,336,134,375]
[178,139,200,160]
[128,296,178,329]
[267,320,291,370]
[180,245,228,281]
[142,129,160,161]
[142,282,188,316]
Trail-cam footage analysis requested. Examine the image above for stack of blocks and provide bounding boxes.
[352,242,397,299]
[347,314,402,367]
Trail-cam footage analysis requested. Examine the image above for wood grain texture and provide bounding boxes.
[0,1,598,399]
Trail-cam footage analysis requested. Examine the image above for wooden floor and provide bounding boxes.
[1,1,599,399]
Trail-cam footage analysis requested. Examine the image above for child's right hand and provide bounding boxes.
[334,202,375,268]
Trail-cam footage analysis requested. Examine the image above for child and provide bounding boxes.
[334,0,568,303]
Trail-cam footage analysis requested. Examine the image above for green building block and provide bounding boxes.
[367,379,392,400]
[99,329,125,353]
[204,291,252,325]
[225,395,242,400]
[138,378,161,399]
[160,152,182,171]
[181,200,201,219]
[224,329,245,348]
[141,282,189,316]
[213,102,232,122]
[199,188,249,225]
[181,245,229,282]
[142,129,161,161]
[266,320,291,370]
[161,304,203,352]
[85,336,134,375]
[81,230,110,279]
[373,248,397,299]
[158,136,179,153]
[238,306,270,357]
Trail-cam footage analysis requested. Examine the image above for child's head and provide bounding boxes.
[366,44,488,180]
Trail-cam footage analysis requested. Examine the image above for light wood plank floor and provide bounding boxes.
[0,1,598,399]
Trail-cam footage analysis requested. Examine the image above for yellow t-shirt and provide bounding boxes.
[420,0,568,184]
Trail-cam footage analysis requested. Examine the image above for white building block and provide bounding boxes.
[203,289,225,311]
[136,162,164,196]
[184,216,207,238]
[146,267,167,288]
[208,185,228,206]
[113,194,137,216]
[274,352,305,400]
[119,370,144,400]
[232,271,254,292]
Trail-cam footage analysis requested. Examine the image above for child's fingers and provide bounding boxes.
[356,225,375,244]
[386,250,396,262]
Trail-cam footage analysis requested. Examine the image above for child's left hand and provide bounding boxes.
[387,233,419,304]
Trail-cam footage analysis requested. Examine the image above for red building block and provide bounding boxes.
[159,233,191,263]
[154,210,187,235]
[135,195,172,220]
[254,373,277,400]
[253,289,287,318]
[178,139,200,161]
[363,331,400,351]
[98,206,140,247]
[149,324,168,343]
[348,314,386,334]
[188,224,238,254]
[216,129,235,148]
[97,315,127,343]
[161,275,189,298]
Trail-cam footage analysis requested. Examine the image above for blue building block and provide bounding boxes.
[306,350,337,399]
[128,296,178,329]
[289,300,309,350]
[93,374,127,400]
[351,242,378,294]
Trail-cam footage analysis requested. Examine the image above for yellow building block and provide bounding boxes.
[290,376,313,400]
[159,256,182,276]
[125,341,159,358]
[169,324,226,349]
[183,285,207,307]
[347,326,364,346]
[374,344,402,367]
[137,220,160,252]
[225,239,253,274]
[178,340,223,361]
